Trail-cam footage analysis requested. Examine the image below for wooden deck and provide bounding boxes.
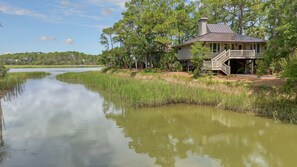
[203,50,261,75]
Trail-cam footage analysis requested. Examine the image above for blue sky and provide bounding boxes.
[0,0,127,55]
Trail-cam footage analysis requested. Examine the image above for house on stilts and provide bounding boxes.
[174,18,266,75]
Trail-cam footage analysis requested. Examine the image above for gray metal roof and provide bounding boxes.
[174,33,266,47]
[207,24,233,33]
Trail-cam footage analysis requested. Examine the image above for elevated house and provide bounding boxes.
[174,18,266,75]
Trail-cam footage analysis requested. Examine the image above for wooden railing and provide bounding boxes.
[205,50,259,75]
[228,50,256,58]
[203,61,212,69]
[212,50,227,61]
[221,63,231,75]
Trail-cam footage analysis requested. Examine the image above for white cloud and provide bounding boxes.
[88,0,127,8]
[59,0,84,8]
[40,36,56,41]
[0,4,47,19]
[55,1,102,20]
[65,38,74,45]
[103,8,113,16]
[0,3,62,23]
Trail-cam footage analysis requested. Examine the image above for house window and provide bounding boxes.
[257,44,260,53]
[209,43,221,53]
[250,43,261,53]
[224,44,235,50]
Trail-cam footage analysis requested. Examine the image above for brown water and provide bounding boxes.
[1,68,297,167]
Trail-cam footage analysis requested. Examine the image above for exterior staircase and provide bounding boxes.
[203,50,231,75]
[203,49,257,75]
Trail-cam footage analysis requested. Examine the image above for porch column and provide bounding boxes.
[245,60,248,74]
[251,60,254,74]
[187,60,190,72]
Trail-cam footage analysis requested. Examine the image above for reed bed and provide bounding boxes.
[0,72,49,91]
[57,71,297,123]
[57,71,251,111]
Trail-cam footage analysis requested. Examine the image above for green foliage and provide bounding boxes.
[191,42,210,78]
[283,53,297,98]
[160,51,182,71]
[0,64,8,79]
[99,47,132,68]
[0,52,98,65]
[260,0,297,74]
[99,0,199,69]
[199,0,265,35]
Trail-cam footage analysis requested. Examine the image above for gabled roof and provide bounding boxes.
[174,33,266,48]
[207,24,233,33]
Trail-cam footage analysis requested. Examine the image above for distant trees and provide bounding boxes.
[0,52,99,65]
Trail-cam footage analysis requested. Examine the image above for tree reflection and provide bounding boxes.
[105,105,297,167]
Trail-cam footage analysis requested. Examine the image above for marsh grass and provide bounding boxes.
[57,71,251,111]
[0,72,49,91]
[57,70,297,123]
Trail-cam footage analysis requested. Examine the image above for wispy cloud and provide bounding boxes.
[59,0,84,8]
[81,24,111,31]
[0,4,47,19]
[40,36,56,41]
[55,0,102,20]
[65,38,74,45]
[88,0,127,8]
[0,2,62,23]
[103,8,113,16]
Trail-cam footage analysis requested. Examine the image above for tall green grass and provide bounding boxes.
[0,72,49,91]
[57,71,297,123]
[57,71,251,111]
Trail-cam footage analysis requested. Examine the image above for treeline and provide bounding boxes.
[99,0,297,78]
[0,51,99,65]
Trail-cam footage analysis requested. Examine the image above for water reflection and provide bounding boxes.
[105,105,297,167]
[1,73,154,167]
[1,68,297,167]
[0,80,26,164]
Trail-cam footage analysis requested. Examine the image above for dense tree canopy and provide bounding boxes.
[0,52,99,65]
[99,0,200,69]
[99,0,297,80]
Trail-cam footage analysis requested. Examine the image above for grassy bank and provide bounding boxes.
[57,71,252,111]
[0,72,49,97]
[5,65,101,68]
[57,69,297,124]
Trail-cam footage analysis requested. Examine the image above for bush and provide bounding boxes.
[191,42,210,78]
[0,64,8,78]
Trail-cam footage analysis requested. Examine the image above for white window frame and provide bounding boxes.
[250,43,261,54]
[209,43,221,53]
